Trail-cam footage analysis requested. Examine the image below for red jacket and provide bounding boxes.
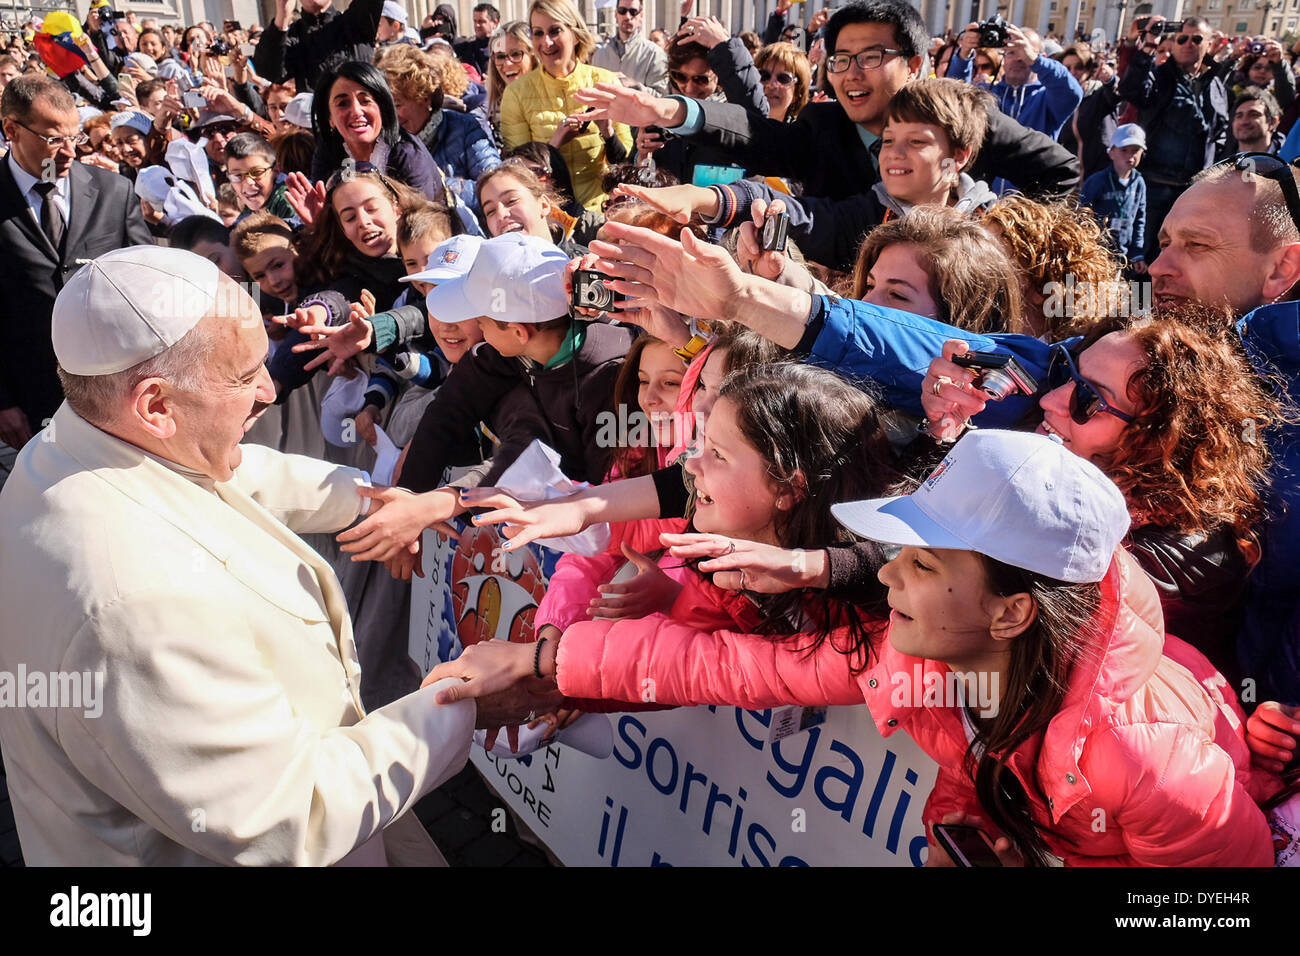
[557,550,1274,865]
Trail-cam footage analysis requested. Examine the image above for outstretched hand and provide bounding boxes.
[661,532,829,593]
[285,171,326,226]
[588,543,683,619]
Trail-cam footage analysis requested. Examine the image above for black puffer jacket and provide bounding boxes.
[1128,523,1252,686]
[401,321,633,492]
[253,0,383,91]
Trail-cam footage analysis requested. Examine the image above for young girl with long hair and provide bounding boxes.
[440,362,900,691]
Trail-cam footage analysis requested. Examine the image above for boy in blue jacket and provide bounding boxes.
[1078,124,1148,276]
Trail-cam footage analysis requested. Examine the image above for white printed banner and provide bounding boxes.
[411,526,939,866]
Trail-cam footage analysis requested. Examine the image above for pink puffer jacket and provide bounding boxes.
[557,550,1275,866]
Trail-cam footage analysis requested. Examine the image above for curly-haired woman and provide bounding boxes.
[924,306,1281,680]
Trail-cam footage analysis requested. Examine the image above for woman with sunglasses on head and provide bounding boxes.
[309,60,445,204]
[922,308,1280,684]
[498,0,632,212]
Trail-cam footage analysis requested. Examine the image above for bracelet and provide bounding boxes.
[533,637,548,679]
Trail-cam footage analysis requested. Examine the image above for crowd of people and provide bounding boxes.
[0,0,1299,869]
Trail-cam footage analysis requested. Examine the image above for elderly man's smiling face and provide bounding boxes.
[162,277,274,480]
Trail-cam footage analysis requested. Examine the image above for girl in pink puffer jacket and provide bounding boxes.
[552,430,1277,866]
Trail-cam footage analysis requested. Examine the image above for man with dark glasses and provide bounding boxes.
[592,0,669,95]
[1118,15,1229,261]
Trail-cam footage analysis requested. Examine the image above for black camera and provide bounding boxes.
[105,8,129,19]
[950,351,1038,400]
[571,269,626,312]
[1153,20,1181,36]
[208,38,232,56]
[977,14,1008,48]
[761,211,789,253]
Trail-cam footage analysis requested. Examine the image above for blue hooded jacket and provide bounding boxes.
[947,51,1083,140]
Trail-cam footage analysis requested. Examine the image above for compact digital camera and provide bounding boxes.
[571,269,626,312]
[950,350,1039,400]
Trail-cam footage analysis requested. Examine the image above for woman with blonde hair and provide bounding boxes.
[486,21,537,133]
[754,41,811,122]
[499,0,632,211]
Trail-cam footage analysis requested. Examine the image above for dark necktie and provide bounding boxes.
[34,181,65,253]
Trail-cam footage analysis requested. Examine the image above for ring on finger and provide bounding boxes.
[931,379,944,397]
[739,568,746,589]
[724,539,736,556]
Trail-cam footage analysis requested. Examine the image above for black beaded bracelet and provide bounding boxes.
[533,637,548,679]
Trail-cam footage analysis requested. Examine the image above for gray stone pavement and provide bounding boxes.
[0,440,551,868]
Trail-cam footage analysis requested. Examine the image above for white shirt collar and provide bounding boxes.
[8,151,69,201]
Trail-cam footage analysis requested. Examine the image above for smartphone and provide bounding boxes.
[182,90,208,110]
[932,824,1003,867]
[691,163,746,189]
[240,43,255,56]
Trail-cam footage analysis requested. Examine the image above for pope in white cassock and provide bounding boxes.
[0,246,548,866]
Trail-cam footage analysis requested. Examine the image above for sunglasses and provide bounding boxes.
[759,69,796,86]
[670,69,714,87]
[1047,345,1135,425]
[1174,34,1205,44]
[1212,151,1300,237]
[616,6,641,15]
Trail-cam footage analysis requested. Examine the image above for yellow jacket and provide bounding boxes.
[500,62,633,211]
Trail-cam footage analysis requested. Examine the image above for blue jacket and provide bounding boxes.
[947,51,1083,140]
[795,296,1051,427]
[418,109,501,211]
[1234,301,1300,704]
[1078,166,1147,264]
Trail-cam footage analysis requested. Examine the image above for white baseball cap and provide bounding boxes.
[423,234,570,326]
[283,92,314,129]
[400,234,484,287]
[831,430,1129,584]
[1109,123,1146,151]
[53,247,224,376]
[110,110,153,138]
[134,165,177,207]
[382,0,409,24]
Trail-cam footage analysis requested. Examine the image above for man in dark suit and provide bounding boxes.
[0,74,151,448]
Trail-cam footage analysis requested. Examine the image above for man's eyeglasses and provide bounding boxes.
[670,69,714,87]
[14,121,88,148]
[759,69,796,86]
[532,25,565,42]
[225,164,272,184]
[616,6,640,16]
[203,123,239,138]
[827,47,905,73]
[493,50,526,64]
[1215,151,1300,237]
[1047,345,1135,425]
[1174,34,1205,44]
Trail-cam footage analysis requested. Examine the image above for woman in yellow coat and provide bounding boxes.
[500,0,633,211]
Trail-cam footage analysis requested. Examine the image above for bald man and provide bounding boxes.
[0,247,551,865]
